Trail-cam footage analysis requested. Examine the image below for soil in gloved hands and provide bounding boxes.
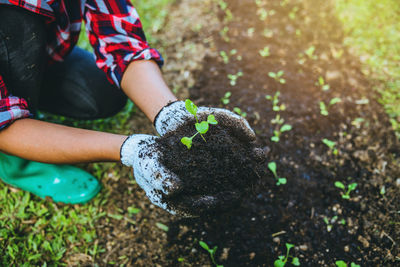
[156,114,266,216]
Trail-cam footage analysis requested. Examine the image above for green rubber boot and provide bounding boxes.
[0,152,101,204]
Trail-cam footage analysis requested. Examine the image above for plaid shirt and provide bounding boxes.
[0,0,163,130]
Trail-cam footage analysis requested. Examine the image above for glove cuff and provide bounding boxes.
[154,100,188,135]
[120,134,154,167]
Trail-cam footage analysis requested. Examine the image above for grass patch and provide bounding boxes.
[335,0,400,138]
[0,0,174,265]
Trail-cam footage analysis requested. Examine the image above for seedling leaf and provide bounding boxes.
[196,121,209,134]
[199,241,210,251]
[292,257,300,266]
[271,136,280,142]
[277,178,287,185]
[335,260,347,267]
[185,99,198,116]
[350,263,360,267]
[268,162,277,175]
[348,183,357,191]
[274,259,285,267]
[329,97,341,106]
[334,181,345,190]
[286,243,294,250]
[280,124,292,132]
[181,137,193,149]
[207,115,218,125]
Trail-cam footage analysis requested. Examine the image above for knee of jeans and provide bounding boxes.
[89,92,128,119]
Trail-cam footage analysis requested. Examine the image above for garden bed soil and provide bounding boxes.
[89,0,399,266]
[157,114,265,215]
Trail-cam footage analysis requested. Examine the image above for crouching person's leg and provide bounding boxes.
[0,7,101,204]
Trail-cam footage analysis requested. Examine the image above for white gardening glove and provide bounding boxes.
[120,134,183,215]
[154,101,256,142]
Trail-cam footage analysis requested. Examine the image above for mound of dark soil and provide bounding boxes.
[157,114,264,215]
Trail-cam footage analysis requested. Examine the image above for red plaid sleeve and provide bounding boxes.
[0,75,32,130]
[84,0,164,87]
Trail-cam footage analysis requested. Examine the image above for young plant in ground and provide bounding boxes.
[316,76,330,91]
[219,49,239,64]
[199,241,223,267]
[334,181,357,200]
[305,45,317,60]
[274,243,300,267]
[233,107,247,118]
[180,99,218,149]
[227,71,243,86]
[268,162,287,186]
[219,26,230,42]
[335,260,360,267]
[266,91,286,112]
[221,91,232,105]
[320,97,341,116]
[271,124,292,142]
[323,215,338,232]
[259,46,270,57]
[268,70,286,84]
[322,138,338,155]
[263,28,274,38]
[271,114,284,125]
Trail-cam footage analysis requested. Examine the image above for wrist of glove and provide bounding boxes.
[121,100,256,217]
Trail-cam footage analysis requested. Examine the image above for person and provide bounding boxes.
[0,0,255,216]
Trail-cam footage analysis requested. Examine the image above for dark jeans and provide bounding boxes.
[0,6,127,119]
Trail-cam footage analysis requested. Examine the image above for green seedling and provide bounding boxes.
[199,241,223,267]
[334,181,357,200]
[271,114,284,125]
[259,46,270,57]
[271,124,292,142]
[268,162,287,186]
[335,260,360,267]
[268,71,286,84]
[266,91,286,112]
[221,91,232,105]
[180,99,218,149]
[323,215,338,232]
[289,6,299,20]
[248,27,255,37]
[227,71,243,86]
[263,28,274,38]
[219,26,230,42]
[274,243,300,267]
[316,76,330,91]
[219,51,229,64]
[233,107,247,118]
[322,138,338,155]
[305,45,317,60]
[320,97,341,116]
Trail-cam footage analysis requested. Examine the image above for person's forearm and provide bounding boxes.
[121,60,177,122]
[0,119,127,164]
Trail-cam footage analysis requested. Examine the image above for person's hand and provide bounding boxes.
[154,101,256,142]
[120,134,184,215]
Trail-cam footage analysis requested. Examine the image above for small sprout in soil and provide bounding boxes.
[268,71,286,84]
[339,218,346,225]
[155,222,169,232]
[305,45,317,60]
[351,117,365,128]
[274,243,300,267]
[259,46,270,57]
[180,99,218,149]
[221,91,232,105]
[233,107,247,118]
[271,124,292,143]
[334,181,357,200]
[268,162,287,186]
[335,260,360,267]
[247,27,255,37]
[271,114,284,125]
[219,51,229,64]
[316,76,330,91]
[257,8,268,21]
[178,257,185,262]
[263,28,274,38]
[227,71,243,86]
[220,26,230,42]
[323,215,338,232]
[380,185,386,195]
[322,138,338,155]
[199,241,223,267]
[266,91,286,112]
[320,97,341,116]
[127,205,141,215]
[289,6,299,20]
